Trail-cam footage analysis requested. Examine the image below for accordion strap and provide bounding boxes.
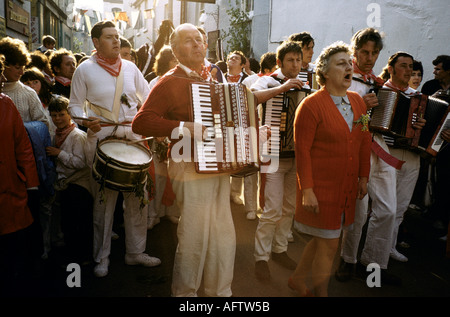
[371,140,405,170]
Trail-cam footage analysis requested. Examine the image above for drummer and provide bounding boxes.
[68,20,160,278]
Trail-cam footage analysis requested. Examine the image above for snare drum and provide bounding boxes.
[92,138,152,192]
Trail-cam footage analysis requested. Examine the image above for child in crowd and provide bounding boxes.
[46,96,94,264]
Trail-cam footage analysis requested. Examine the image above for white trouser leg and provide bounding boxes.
[254,158,295,261]
[360,153,397,269]
[341,195,369,264]
[390,148,420,250]
[122,191,148,255]
[93,187,118,263]
[230,176,243,198]
[169,161,235,297]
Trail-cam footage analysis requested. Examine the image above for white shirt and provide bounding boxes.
[55,127,92,194]
[303,63,316,72]
[251,68,286,91]
[69,58,150,123]
[148,76,160,91]
[241,73,261,89]
[349,73,374,97]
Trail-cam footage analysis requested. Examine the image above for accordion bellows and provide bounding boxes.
[369,88,449,156]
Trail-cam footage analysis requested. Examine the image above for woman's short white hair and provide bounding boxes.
[315,41,351,86]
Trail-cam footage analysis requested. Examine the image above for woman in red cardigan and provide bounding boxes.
[0,54,40,293]
[289,42,371,297]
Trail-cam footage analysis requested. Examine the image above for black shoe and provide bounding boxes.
[271,252,297,270]
[335,259,355,282]
[255,261,271,281]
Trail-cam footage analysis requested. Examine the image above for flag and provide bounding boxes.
[115,12,129,23]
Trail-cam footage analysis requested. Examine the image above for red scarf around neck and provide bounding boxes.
[384,80,409,93]
[55,122,76,148]
[95,53,122,77]
[352,60,385,87]
[55,76,71,87]
[189,64,212,82]
[227,73,242,83]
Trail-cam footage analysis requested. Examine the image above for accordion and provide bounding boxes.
[369,88,421,147]
[189,82,259,176]
[410,94,449,156]
[298,71,320,91]
[261,88,310,158]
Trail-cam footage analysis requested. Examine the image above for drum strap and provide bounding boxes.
[86,65,124,123]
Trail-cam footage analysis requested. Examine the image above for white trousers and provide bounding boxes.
[86,126,148,263]
[168,160,236,297]
[254,158,296,262]
[389,147,420,250]
[230,173,259,211]
[341,135,396,269]
[92,187,148,263]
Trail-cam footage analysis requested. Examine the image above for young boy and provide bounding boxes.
[46,96,93,264]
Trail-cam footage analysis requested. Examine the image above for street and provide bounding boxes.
[4,200,450,300]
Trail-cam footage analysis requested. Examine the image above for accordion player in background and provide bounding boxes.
[425,56,450,246]
[428,77,450,249]
[249,40,308,281]
[381,52,427,262]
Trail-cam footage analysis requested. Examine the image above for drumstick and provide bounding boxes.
[126,137,154,145]
[71,116,131,127]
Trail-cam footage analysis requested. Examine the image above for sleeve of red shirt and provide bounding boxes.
[132,77,181,138]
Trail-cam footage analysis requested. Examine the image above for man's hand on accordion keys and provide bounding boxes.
[412,117,426,130]
[362,92,379,110]
[440,129,450,143]
[258,125,271,145]
[183,121,208,141]
[282,78,306,92]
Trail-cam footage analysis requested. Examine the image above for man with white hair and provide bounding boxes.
[133,23,236,297]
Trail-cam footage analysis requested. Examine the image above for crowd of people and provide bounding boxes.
[0,19,449,298]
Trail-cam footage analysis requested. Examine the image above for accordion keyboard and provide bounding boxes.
[192,83,220,172]
[262,94,283,156]
[190,82,259,175]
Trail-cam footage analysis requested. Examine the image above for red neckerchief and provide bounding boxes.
[55,76,71,87]
[271,72,288,83]
[227,73,242,83]
[189,65,212,81]
[352,60,385,87]
[384,80,409,93]
[55,122,76,148]
[95,52,122,77]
